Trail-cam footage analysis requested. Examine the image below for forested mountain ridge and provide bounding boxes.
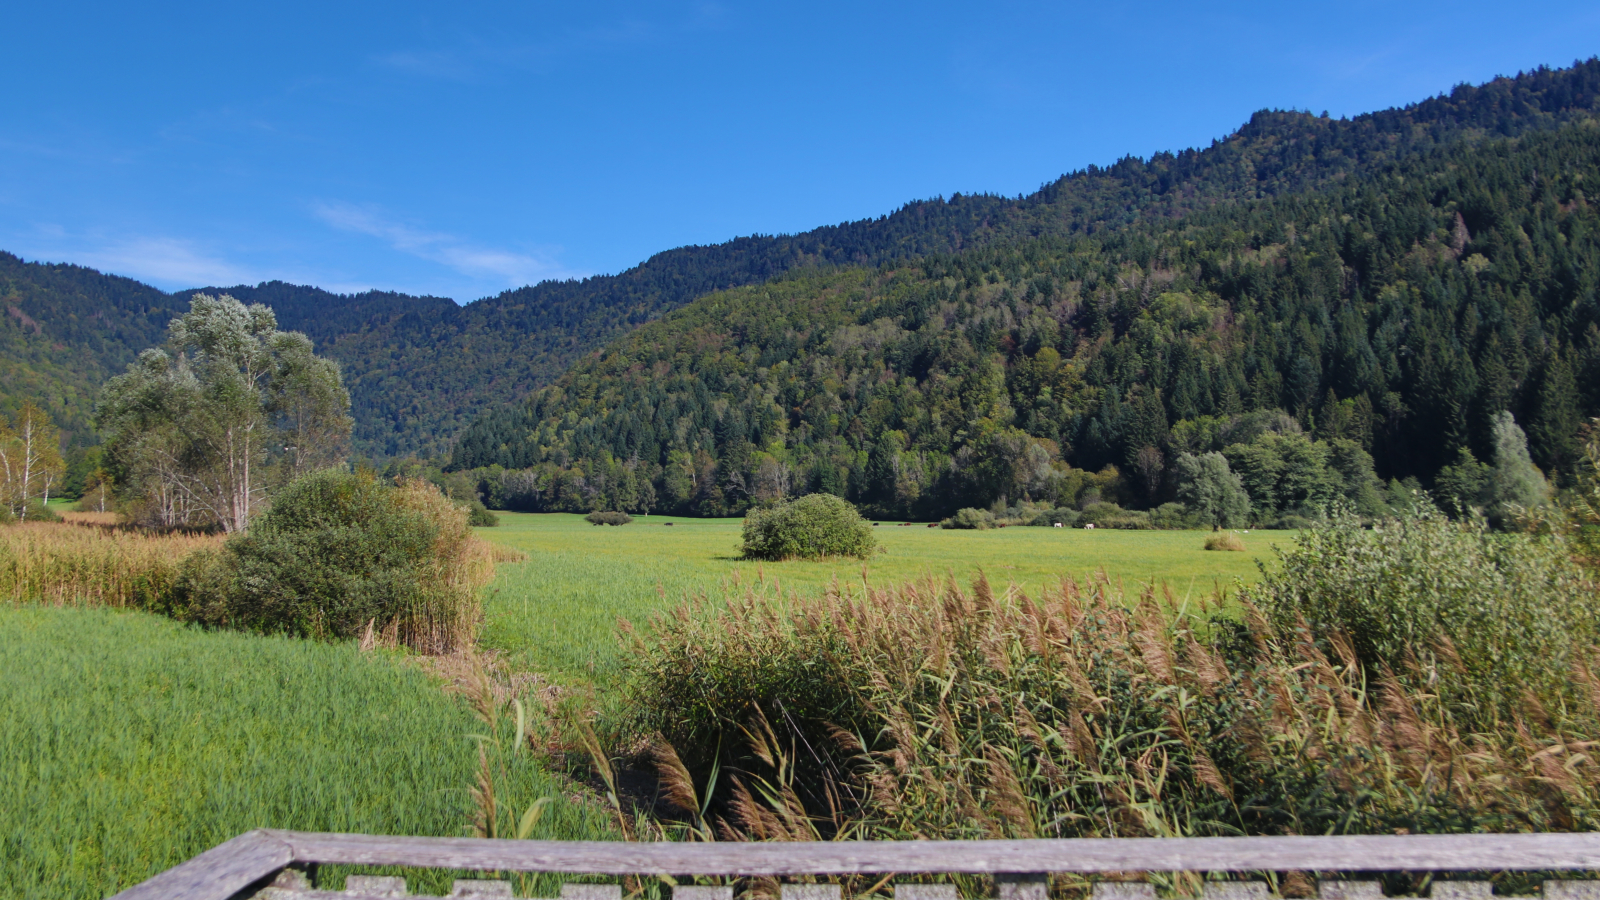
[451,118,1600,522]
[3,60,1599,460]
[348,58,1600,457]
[0,251,181,443]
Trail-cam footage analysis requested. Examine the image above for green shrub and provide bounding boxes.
[1149,502,1197,529]
[1246,507,1597,711]
[585,510,633,526]
[14,501,61,523]
[740,494,877,560]
[940,507,994,529]
[466,500,500,527]
[206,471,492,652]
[1079,501,1152,529]
[1028,507,1080,527]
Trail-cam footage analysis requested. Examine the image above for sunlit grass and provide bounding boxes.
[0,606,616,900]
[475,513,1289,685]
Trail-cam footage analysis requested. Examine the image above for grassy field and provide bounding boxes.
[475,513,1292,684]
[0,605,615,900]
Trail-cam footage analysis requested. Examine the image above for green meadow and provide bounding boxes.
[1,510,1291,896]
[0,605,615,900]
[475,513,1291,684]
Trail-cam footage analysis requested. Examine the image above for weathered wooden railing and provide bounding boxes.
[111,832,1600,900]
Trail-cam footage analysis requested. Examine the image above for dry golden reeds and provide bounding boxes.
[0,520,221,608]
[386,478,498,653]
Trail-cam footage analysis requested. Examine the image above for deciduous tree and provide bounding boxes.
[96,294,352,532]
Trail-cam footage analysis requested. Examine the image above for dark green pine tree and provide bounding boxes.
[1528,348,1581,483]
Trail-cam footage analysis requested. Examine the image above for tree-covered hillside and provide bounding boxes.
[451,118,1600,521]
[321,58,1600,457]
[0,252,183,443]
[4,60,1600,461]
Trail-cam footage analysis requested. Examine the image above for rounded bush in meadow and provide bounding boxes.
[1203,531,1246,551]
[585,510,634,526]
[204,470,491,652]
[466,500,500,527]
[741,494,877,561]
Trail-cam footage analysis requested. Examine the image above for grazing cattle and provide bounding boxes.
[1053,522,1063,528]
[1084,523,1095,529]
[664,522,674,526]
[927,523,938,528]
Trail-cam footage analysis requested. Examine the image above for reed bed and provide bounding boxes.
[620,513,1600,850]
[0,520,220,608]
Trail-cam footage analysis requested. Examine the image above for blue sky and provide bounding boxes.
[3,2,1598,304]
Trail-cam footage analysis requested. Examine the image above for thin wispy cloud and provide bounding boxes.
[372,50,479,81]
[313,201,575,287]
[71,237,257,288]
[367,8,726,83]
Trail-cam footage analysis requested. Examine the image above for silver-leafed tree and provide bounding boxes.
[96,294,352,532]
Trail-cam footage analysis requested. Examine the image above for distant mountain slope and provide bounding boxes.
[4,59,1599,458]
[451,118,1600,520]
[313,58,1600,457]
[0,252,183,442]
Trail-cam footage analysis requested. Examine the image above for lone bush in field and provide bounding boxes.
[585,510,633,526]
[466,500,500,527]
[741,494,876,560]
[1204,531,1245,551]
[191,470,491,652]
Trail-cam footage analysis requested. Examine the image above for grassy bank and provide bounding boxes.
[0,606,614,900]
[474,512,1289,684]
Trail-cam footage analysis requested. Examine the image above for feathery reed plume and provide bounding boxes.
[652,736,701,817]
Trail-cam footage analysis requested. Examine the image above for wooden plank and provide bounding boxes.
[781,886,841,900]
[1090,885,1155,900]
[1430,884,1493,900]
[109,830,293,900]
[1546,884,1600,900]
[1316,882,1383,900]
[1202,884,1270,900]
[266,832,1600,876]
[896,886,960,900]
[997,874,1048,900]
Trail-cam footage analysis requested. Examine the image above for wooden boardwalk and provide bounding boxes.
[112,832,1600,900]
